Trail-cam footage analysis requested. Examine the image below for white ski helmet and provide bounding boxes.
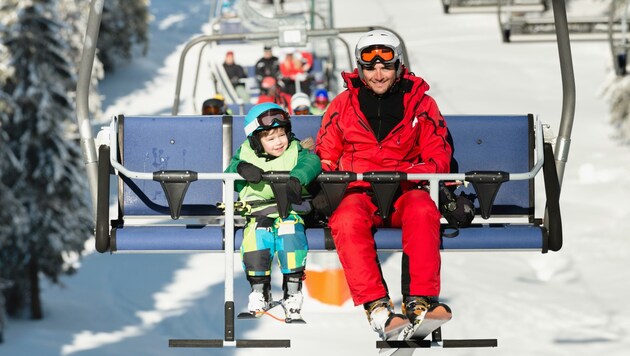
[354,29,404,80]
[290,92,311,113]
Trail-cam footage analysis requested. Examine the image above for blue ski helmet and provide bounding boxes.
[244,102,291,137]
[314,88,329,102]
[244,103,293,155]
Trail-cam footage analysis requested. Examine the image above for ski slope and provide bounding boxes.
[3,0,630,355]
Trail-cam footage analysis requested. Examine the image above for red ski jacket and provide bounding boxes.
[315,68,452,190]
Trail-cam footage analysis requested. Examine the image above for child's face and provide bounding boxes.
[259,127,289,157]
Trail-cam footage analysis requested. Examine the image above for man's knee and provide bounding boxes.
[330,205,373,232]
[401,190,440,219]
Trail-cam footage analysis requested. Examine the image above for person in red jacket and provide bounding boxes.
[314,30,453,341]
[257,76,292,110]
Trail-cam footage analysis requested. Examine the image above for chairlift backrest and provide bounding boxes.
[119,116,224,217]
[447,115,534,216]
[230,114,534,218]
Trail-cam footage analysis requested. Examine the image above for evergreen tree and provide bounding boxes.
[98,0,150,72]
[0,0,92,319]
[602,76,630,144]
[0,46,17,334]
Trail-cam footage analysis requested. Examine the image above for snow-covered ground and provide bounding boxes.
[3,0,630,355]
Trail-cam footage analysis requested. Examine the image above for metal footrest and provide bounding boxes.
[377,338,497,348]
[169,339,291,348]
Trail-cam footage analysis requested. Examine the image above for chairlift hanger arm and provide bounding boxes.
[550,0,576,186]
[76,0,106,218]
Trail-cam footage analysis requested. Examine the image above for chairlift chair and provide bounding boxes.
[442,0,547,14]
[75,0,576,351]
[195,9,343,113]
[499,0,623,42]
[609,0,630,76]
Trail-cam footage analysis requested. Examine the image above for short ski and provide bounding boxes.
[237,300,282,319]
[284,316,307,324]
[385,315,412,340]
[401,303,452,341]
[377,315,412,354]
[378,304,452,354]
[237,300,307,323]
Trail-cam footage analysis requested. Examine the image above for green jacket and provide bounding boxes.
[225,139,322,215]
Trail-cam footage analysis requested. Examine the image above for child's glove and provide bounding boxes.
[237,162,264,183]
[286,177,303,204]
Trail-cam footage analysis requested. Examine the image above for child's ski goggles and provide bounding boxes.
[256,108,290,128]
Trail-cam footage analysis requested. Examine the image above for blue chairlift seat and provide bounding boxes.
[103,115,227,252]
[227,103,256,115]
[232,114,552,252]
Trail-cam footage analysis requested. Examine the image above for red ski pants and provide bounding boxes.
[328,189,442,306]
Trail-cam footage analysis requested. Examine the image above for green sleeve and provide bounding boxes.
[290,141,322,185]
[224,146,242,173]
[224,146,247,192]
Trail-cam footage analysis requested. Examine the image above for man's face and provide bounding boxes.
[361,62,396,95]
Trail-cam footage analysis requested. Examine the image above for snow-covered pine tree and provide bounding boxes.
[0,5,27,324]
[98,0,150,72]
[0,40,17,333]
[0,0,92,319]
[602,75,630,144]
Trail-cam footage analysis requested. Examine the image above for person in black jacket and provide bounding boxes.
[255,46,280,89]
[223,51,249,102]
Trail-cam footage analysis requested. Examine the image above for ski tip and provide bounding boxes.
[285,318,307,324]
[237,300,284,320]
[237,312,260,319]
[384,315,412,341]
[427,304,453,321]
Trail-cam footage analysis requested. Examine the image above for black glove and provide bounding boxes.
[449,194,475,228]
[237,162,264,184]
[439,186,475,228]
[311,191,331,216]
[286,177,303,204]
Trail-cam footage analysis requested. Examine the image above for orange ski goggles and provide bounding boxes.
[361,47,394,62]
[358,46,397,68]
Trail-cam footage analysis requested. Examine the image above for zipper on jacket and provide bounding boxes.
[376,96,382,140]
[358,119,371,133]
[389,125,404,137]
[381,124,405,145]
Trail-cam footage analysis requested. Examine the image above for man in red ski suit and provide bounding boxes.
[314,29,452,340]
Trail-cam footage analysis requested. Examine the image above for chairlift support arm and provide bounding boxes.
[76,0,105,218]
[550,0,576,186]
